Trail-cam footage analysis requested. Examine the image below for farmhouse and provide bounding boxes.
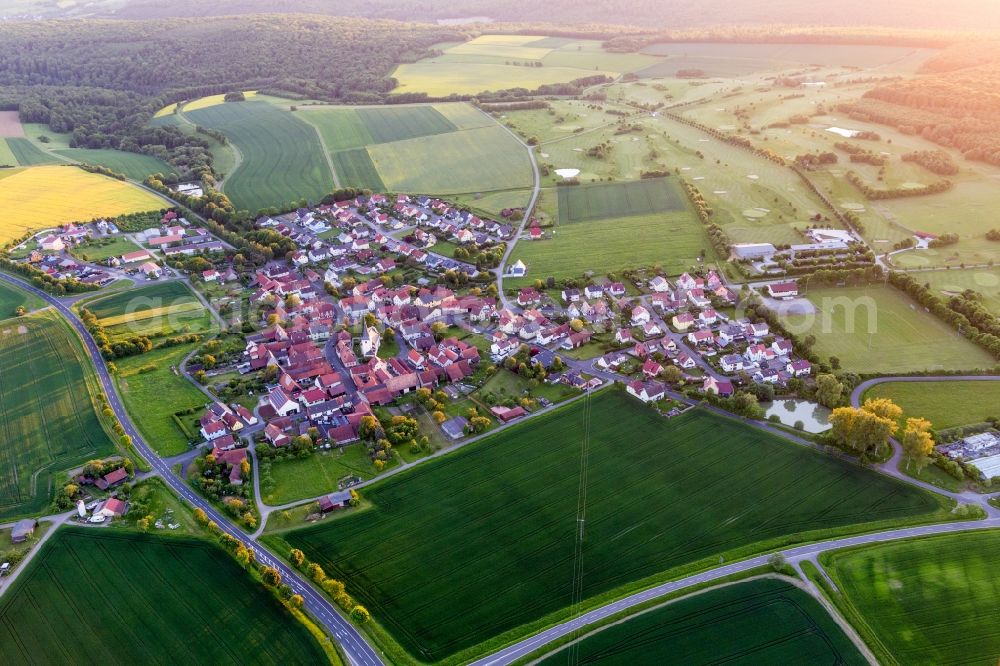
[39,235,65,252]
[120,250,153,264]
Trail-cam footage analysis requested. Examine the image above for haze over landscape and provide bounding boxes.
[0,1,999,665]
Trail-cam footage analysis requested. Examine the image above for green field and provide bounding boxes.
[5,137,60,165]
[539,577,866,665]
[184,101,332,212]
[264,443,387,506]
[779,286,995,373]
[330,148,385,191]
[0,139,17,167]
[0,528,329,664]
[55,148,176,181]
[68,235,144,263]
[84,283,216,456]
[279,389,942,661]
[0,280,42,318]
[0,310,115,520]
[369,126,532,195]
[864,381,1000,430]
[558,178,685,223]
[824,530,1000,665]
[392,35,659,97]
[510,210,714,285]
[917,268,1000,316]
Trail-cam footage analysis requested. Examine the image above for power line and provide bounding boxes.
[567,387,592,666]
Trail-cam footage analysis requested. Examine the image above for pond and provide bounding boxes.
[761,399,831,433]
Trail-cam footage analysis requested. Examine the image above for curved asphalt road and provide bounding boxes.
[0,272,383,666]
[471,518,1000,665]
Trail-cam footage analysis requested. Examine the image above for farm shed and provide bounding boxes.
[11,519,37,543]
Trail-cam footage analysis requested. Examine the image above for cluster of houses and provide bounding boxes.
[258,193,520,284]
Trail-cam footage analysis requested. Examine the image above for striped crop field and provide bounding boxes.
[184,100,332,213]
[0,310,114,520]
[98,301,205,328]
[0,166,163,243]
[539,577,866,665]
[0,528,329,664]
[824,529,1000,665]
[557,178,687,224]
[278,388,943,662]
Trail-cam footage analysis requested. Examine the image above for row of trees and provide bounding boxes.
[846,170,953,200]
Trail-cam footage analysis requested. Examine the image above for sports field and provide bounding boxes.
[55,148,176,181]
[557,178,686,224]
[184,101,333,212]
[510,211,714,285]
[779,286,995,373]
[824,529,1000,665]
[863,381,1000,430]
[538,577,866,665]
[280,389,941,661]
[85,283,216,456]
[392,35,658,96]
[0,166,163,243]
[0,528,328,664]
[0,310,114,520]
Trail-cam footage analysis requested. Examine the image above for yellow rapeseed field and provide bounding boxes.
[0,166,164,243]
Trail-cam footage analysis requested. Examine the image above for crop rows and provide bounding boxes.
[285,389,938,661]
[0,529,328,664]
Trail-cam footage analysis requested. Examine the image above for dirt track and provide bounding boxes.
[0,111,25,138]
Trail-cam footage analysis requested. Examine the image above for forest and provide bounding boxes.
[0,16,461,177]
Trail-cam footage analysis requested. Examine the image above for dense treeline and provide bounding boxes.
[845,170,953,200]
[901,149,959,175]
[0,16,459,177]
[834,141,887,166]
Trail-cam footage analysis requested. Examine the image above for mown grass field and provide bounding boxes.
[538,577,866,665]
[509,210,714,286]
[0,166,163,243]
[0,310,114,520]
[264,443,387,505]
[184,101,332,212]
[0,528,329,664]
[369,126,532,195]
[84,282,215,456]
[779,286,995,373]
[55,148,176,181]
[557,178,685,223]
[68,235,143,263]
[279,389,941,661]
[863,381,1000,430]
[824,530,1000,666]
[916,268,1000,316]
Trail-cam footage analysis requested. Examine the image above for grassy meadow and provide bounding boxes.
[84,282,216,457]
[0,528,329,664]
[538,577,866,665]
[0,310,115,520]
[863,381,1000,430]
[0,280,43,318]
[277,389,942,661]
[557,178,686,223]
[823,530,1000,666]
[184,100,333,212]
[779,286,995,373]
[263,443,388,506]
[392,35,659,96]
[0,166,164,243]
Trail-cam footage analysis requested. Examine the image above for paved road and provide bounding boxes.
[482,107,541,311]
[0,272,384,666]
[471,518,1000,666]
